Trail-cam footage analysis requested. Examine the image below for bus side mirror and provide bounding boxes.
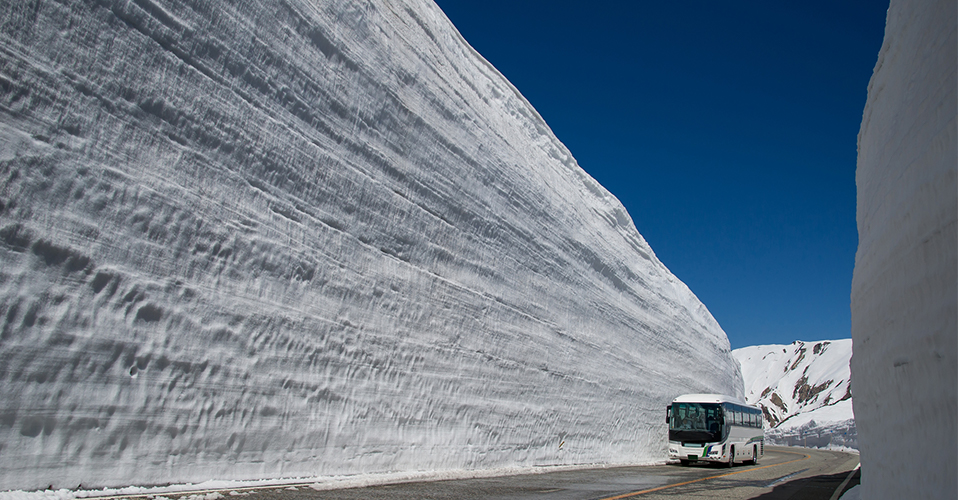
[665,405,671,424]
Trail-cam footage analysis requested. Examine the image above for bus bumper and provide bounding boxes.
[668,441,725,463]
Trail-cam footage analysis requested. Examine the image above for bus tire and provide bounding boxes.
[679,459,690,466]
[750,445,759,465]
[726,447,735,468]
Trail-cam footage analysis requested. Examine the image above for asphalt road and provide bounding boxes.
[120,447,860,500]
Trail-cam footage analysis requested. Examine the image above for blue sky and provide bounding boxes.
[433,1,891,349]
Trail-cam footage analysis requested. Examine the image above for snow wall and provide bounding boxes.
[851,0,957,498]
[0,0,743,490]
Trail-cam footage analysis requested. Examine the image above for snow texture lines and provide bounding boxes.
[0,0,740,490]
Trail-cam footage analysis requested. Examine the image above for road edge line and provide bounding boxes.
[828,462,861,500]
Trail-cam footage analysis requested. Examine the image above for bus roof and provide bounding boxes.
[670,394,754,407]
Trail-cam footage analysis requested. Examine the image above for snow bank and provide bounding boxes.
[0,0,742,491]
[0,462,614,500]
[839,485,861,500]
[851,0,957,498]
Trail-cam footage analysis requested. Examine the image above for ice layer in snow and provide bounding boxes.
[734,340,856,450]
[0,0,742,491]
[851,0,957,497]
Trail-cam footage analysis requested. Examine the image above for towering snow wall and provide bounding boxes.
[0,0,742,491]
[852,0,957,497]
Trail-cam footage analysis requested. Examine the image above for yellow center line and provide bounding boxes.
[598,451,811,500]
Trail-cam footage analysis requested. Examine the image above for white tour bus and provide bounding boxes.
[666,394,764,467]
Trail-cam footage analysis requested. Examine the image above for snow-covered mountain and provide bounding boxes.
[733,340,856,450]
[0,0,742,491]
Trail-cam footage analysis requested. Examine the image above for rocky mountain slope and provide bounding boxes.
[733,340,856,449]
[0,0,742,491]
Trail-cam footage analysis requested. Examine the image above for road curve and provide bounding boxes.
[96,446,859,500]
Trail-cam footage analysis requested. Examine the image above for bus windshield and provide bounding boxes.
[669,402,723,443]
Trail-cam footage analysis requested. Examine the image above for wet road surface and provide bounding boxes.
[107,446,860,500]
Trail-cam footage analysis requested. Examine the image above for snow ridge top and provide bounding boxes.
[734,340,853,429]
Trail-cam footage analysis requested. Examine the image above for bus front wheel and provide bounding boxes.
[726,447,735,468]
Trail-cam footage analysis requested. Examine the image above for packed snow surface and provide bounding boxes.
[0,0,742,491]
[851,0,957,498]
[733,340,856,450]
